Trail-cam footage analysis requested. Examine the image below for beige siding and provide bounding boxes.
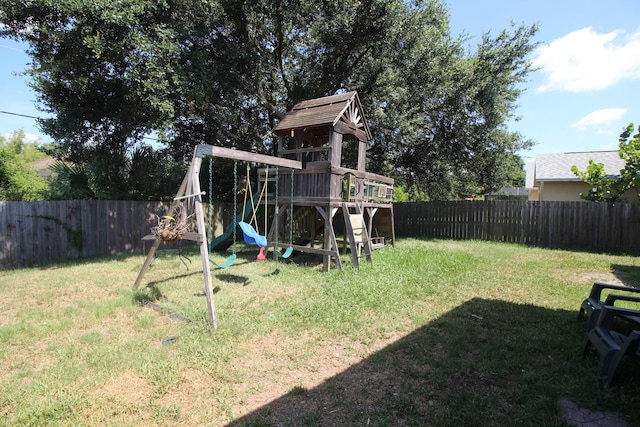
[539,182,591,201]
[537,181,640,202]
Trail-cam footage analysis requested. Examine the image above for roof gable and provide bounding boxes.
[274,91,372,140]
[533,151,625,182]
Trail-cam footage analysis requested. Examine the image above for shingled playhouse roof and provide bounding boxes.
[274,91,372,140]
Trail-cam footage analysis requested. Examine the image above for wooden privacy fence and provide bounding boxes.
[394,201,640,255]
[5,200,640,268]
[0,200,234,269]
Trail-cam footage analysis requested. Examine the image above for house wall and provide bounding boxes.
[539,181,591,201]
[528,188,539,201]
[537,181,640,202]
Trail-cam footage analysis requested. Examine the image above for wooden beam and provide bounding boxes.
[329,128,342,168]
[316,206,342,271]
[190,156,218,331]
[195,144,302,169]
[330,166,395,185]
[278,146,331,155]
[271,242,340,256]
[333,120,368,142]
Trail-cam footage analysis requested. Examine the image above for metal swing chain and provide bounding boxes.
[275,167,279,250]
[290,168,294,245]
[233,161,237,253]
[208,158,213,246]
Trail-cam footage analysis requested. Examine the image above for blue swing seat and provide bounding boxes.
[238,221,268,248]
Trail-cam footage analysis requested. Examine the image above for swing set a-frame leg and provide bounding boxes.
[133,156,218,330]
[190,156,218,330]
[133,162,193,290]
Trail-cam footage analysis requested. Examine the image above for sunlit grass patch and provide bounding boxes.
[1,239,640,425]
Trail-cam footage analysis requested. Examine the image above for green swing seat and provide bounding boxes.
[209,253,236,269]
[277,246,294,258]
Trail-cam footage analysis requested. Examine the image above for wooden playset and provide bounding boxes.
[134,91,395,329]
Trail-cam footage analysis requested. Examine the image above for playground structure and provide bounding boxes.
[134,145,302,330]
[134,91,395,330]
[262,91,395,271]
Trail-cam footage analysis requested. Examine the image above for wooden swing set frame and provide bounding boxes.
[133,144,302,331]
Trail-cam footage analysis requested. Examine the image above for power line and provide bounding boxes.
[0,109,160,142]
[0,110,40,120]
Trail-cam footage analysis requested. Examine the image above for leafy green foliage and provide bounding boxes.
[571,160,622,202]
[0,130,49,200]
[617,123,640,198]
[47,161,94,200]
[572,123,640,202]
[0,0,538,200]
[46,146,187,200]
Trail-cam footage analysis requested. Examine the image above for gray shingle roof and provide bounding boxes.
[533,151,624,182]
[273,91,372,140]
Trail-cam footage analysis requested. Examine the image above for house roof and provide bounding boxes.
[530,151,625,184]
[29,157,58,178]
[273,91,372,140]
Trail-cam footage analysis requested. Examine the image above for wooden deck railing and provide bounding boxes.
[258,163,394,206]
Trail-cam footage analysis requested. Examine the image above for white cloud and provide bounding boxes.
[572,108,627,129]
[533,27,640,92]
[2,132,40,142]
[22,132,40,142]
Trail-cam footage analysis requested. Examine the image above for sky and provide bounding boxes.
[1,0,640,162]
[447,0,640,161]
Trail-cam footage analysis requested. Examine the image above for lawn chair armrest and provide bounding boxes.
[594,304,640,330]
[582,283,640,329]
[603,294,640,305]
[589,282,640,301]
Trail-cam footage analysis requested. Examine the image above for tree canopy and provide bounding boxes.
[0,0,538,200]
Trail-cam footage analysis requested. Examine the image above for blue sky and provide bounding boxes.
[447,0,640,161]
[1,0,639,163]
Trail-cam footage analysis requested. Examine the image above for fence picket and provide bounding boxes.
[395,201,640,256]
[4,200,640,268]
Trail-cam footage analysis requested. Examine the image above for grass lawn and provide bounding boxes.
[2,238,640,426]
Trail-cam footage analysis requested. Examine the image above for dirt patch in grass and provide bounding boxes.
[156,368,218,423]
[148,331,408,425]
[95,370,154,404]
[216,328,442,426]
[225,331,408,423]
[573,264,640,289]
[579,271,625,286]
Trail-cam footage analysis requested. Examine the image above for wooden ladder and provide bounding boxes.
[342,202,373,268]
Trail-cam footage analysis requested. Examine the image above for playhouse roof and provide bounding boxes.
[274,91,372,140]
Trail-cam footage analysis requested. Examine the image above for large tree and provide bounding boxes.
[0,0,537,200]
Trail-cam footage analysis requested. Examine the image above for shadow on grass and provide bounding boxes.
[226,298,640,426]
[140,271,202,289]
[215,272,251,286]
[611,264,640,287]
